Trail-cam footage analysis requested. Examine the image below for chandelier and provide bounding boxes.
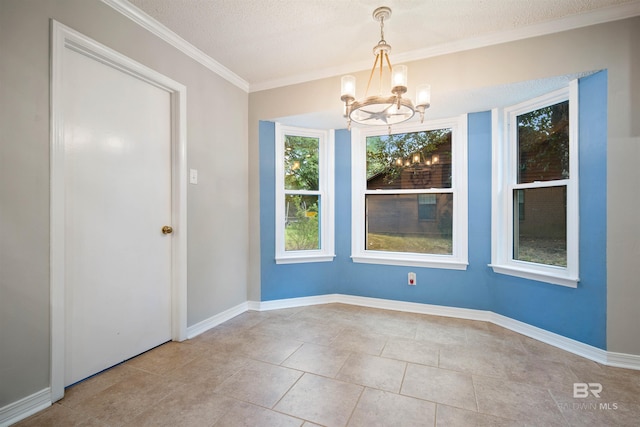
[340,6,430,129]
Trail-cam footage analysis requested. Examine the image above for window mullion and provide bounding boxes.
[285,190,322,196]
[364,188,454,195]
[513,180,570,190]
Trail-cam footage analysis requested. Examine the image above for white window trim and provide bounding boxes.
[275,123,335,264]
[490,82,579,287]
[351,116,469,270]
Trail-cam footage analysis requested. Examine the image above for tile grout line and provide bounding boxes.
[15,304,640,426]
[399,361,409,396]
[343,385,366,427]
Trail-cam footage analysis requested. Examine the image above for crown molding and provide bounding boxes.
[250,1,640,93]
[101,0,250,92]
[393,0,640,65]
[102,0,639,93]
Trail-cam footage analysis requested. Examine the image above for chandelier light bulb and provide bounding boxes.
[341,75,356,99]
[416,84,431,107]
[392,65,408,89]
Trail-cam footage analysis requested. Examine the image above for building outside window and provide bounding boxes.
[418,194,437,221]
[351,116,468,269]
[491,82,579,287]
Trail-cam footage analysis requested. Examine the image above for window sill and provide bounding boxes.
[276,254,336,264]
[489,263,579,288]
[353,254,468,270]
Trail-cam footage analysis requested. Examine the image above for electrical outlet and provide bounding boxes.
[408,272,416,286]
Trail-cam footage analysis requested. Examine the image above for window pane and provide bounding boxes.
[366,193,453,254]
[366,129,452,190]
[285,194,320,251]
[285,135,319,190]
[513,187,566,267]
[418,194,436,221]
[517,100,569,183]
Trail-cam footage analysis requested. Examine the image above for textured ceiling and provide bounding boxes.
[128,0,638,91]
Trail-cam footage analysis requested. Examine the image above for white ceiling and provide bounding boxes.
[127,0,639,91]
[117,0,639,128]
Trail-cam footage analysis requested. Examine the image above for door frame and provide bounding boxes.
[49,20,187,402]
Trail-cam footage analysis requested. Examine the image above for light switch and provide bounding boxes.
[189,169,198,184]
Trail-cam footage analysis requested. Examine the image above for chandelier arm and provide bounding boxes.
[365,53,381,97]
[379,51,385,95]
[384,52,393,72]
[384,51,401,108]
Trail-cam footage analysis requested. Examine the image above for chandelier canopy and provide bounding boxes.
[340,6,430,129]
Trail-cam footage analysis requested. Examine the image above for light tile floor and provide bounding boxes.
[15,303,640,426]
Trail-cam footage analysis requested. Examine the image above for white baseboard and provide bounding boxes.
[337,294,492,321]
[0,388,50,427]
[6,295,638,426]
[248,294,639,370]
[607,351,640,370]
[182,294,640,371]
[489,312,608,364]
[252,294,339,311]
[253,293,492,321]
[186,301,249,339]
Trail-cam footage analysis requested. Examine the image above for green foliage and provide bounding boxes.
[284,135,319,190]
[285,195,319,250]
[366,233,452,255]
[514,237,567,267]
[517,101,569,181]
[366,128,451,184]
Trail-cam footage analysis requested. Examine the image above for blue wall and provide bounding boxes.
[489,71,607,348]
[259,71,607,348]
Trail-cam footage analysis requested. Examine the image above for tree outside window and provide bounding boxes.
[284,135,320,251]
[514,100,569,267]
[275,124,334,264]
[364,128,453,255]
[491,82,579,287]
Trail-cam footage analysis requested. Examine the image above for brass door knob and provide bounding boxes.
[162,225,173,235]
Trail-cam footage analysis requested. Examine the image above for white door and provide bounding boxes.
[63,46,172,386]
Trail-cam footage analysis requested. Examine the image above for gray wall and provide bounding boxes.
[249,18,640,354]
[0,0,248,407]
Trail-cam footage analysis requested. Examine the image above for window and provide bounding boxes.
[491,82,579,287]
[418,194,437,221]
[275,124,334,263]
[351,116,468,269]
